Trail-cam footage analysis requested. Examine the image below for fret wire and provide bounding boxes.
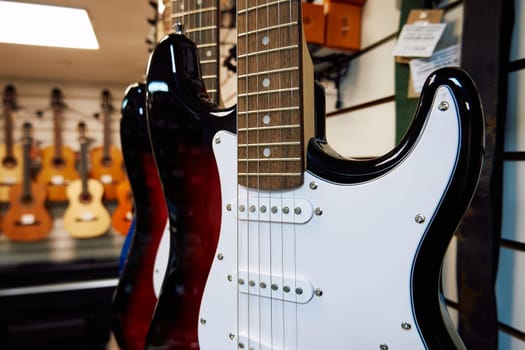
[239,158,302,161]
[186,25,217,33]
[238,124,300,131]
[200,59,218,64]
[238,87,299,97]
[238,106,300,114]
[238,173,303,176]
[170,7,217,17]
[197,43,217,48]
[238,21,298,37]
[237,45,298,58]
[202,75,218,79]
[237,67,299,78]
[238,141,300,147]
[238,0,289,14]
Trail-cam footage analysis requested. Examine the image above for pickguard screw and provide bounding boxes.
[295,287,303,295]
[217,253,224,261]
[282,207,290,214]
[229,333,236,340]
[226,204,232,211]
[248,280,256,287]
[401,322,412,330]
[380,345,389,350]
[200,318,206,325]
[283,286,291,293]
[438,101,449,111]
[249,205,256,212]
[294,207,302,215]
[414,214,426,223]
[238,278,245,285]
[227,275,233,282]
[260,282,267,289]
[271,284,279,291]
[309,181,318,190]
[260,205,267,213]
[215,136,221,144]
[238,343,245,349]
[271,206,278,214]
[314,288,323,297]
[314,207,323,216]
[239,205,245,212]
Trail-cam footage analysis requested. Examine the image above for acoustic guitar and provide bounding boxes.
[111,176,133,235]
[63,122,110,238]
[0,85,24,203]
[3,122,52,242]
[36,88,79,202]
[199,2,484,350]
[89,89,125,201]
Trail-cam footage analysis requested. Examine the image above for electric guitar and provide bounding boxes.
[199,2,484,350]
[0,85,24,203]
[36,88,80,202]
[3,122,53,242]
[89,89,125,201]
[143,5,236,349]
[111,83,170,350]
[63,122,110,238]
[111,176,133,235]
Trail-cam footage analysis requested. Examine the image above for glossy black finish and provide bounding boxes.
[144,33,235,349]
[112,83,168,350]
[307,67,484,349]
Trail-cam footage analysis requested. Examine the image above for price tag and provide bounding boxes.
[409,45,461,94]
[81,212,95,221]
[101,174,113,184]
[51,175,64,185]
[20,214,36,225]
[393,22,447,58]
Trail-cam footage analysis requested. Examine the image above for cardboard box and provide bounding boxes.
[324,1,362,51]
[302,2,325,45]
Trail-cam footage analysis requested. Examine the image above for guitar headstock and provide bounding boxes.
[22,122,33,145]
[51,88,64,110]
[3,84,18,111]
[101,89,114,114]
[78,121,88,144]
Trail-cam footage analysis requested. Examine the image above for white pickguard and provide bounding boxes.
[153,218,170,297]
[199,86,461,349]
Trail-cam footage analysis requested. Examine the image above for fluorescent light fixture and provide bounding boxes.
[0,1,99,49]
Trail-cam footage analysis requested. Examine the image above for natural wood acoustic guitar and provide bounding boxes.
[63,122,110,238]
[89,89,125,201]
[0,85,24,202]
[111,176,133,235]
[3,122,52,241]
[36,88,79,202]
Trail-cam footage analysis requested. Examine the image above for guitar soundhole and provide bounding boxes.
[2,155,17,168]
[52,157,65,167]
[79,193,92,203]
[21,194,33,205]
[102,156,113,167]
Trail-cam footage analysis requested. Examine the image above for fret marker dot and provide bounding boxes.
[206,50,212,57]
[262,114,271,124]
[263,148,271,157]
[262,78,270,87]
[262,36,270,46]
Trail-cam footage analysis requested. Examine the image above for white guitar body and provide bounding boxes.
[152,218,170,297]
[199,86,463,349]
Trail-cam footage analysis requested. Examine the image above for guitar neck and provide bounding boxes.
[80,141,90,196]
[22,136,32,198]
[170,0,220,104]
[103,109,111,159]
[53,108,64,158]
[3,105,14,157]
[236,0,314,191]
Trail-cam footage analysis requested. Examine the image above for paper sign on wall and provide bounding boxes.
[393,22,447,58]
[409,44,461,94]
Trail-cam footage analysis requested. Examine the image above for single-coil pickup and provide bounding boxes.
[232,271,314,304]
[229,197,313,224]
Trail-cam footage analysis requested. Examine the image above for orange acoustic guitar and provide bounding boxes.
[89,89,125,201]
[63,122,110,238]
[3,122,52,242]
[36,88,79,202]
[111,177,133,235]
[0,85,24,203]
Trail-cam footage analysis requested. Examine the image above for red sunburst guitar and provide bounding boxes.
[63,122,110,238]
[36,88,80,202]
[0,85,24,203]
[3,122,52,242]
[89,89,125,201]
